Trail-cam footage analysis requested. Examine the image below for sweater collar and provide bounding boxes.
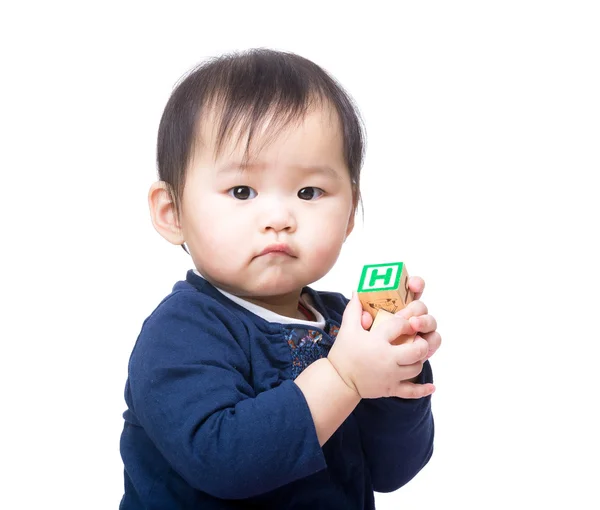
[189,269,327,328]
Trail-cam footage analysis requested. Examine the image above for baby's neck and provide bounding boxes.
[243,293,305,320]
[195,271,313,321]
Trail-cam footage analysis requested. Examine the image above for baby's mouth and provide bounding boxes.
[257,243,295,257]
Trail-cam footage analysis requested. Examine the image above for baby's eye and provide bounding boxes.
[228,186,257,200]
[298,187,324,200]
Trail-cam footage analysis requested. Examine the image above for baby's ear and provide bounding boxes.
[148,181,185,245]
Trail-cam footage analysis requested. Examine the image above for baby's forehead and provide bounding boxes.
[193,99,343,163]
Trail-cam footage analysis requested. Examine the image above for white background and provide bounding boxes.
[2,1,599,508]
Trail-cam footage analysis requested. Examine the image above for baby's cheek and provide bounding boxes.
[192,229,239,272]
[310,237,344,268]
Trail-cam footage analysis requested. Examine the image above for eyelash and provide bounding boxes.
[227,186,325,201]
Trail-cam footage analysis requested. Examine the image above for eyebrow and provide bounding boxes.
[217,161,341,180]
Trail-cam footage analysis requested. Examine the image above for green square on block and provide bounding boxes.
[357,262,404,293]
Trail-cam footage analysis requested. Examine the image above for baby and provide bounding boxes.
[119,48,441,509]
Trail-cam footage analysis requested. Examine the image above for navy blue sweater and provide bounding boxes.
[119,270,434,509]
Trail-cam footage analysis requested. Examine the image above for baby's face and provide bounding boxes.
[179,104,355,299]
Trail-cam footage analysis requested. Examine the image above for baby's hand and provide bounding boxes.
[359,274,425,330]
[358,275,441,361]
[328,293,435,400]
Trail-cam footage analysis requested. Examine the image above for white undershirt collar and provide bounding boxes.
[193,269,326,328]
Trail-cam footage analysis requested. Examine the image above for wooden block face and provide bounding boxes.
[357,262,413,318]
[371,309,395,329]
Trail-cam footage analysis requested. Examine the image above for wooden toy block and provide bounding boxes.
[357,262,414,319]
[358,262,415,344]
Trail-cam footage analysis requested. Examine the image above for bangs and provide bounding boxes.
[203,91,335,164]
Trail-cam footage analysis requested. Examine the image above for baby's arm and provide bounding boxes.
[127,292,330,500]
[295,290,435,447]
[333,278,436,492]
[294,358,360,445]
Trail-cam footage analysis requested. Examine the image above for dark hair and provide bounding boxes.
[156,48,366,252]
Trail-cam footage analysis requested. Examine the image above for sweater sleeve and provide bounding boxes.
[127,291,326,499]
[352,360,435,493]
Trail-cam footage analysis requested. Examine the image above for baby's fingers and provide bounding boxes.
[396,300,428,320]
[393,337,429,366]
[408,314,437,334]
[394,381,436,399]
[421,331,442,359]
[361,310,373,330]
[375,315,414,343]
[408,276,425,300]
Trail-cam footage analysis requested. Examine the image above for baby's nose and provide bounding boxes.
[261,198,297,233]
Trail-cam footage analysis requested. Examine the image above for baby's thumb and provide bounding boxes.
[342,292,364,327]
[361,310,374,330]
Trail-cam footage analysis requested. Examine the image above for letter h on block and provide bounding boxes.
[357,262,414,327]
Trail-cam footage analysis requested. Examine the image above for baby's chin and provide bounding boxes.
[210,273,313,299]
